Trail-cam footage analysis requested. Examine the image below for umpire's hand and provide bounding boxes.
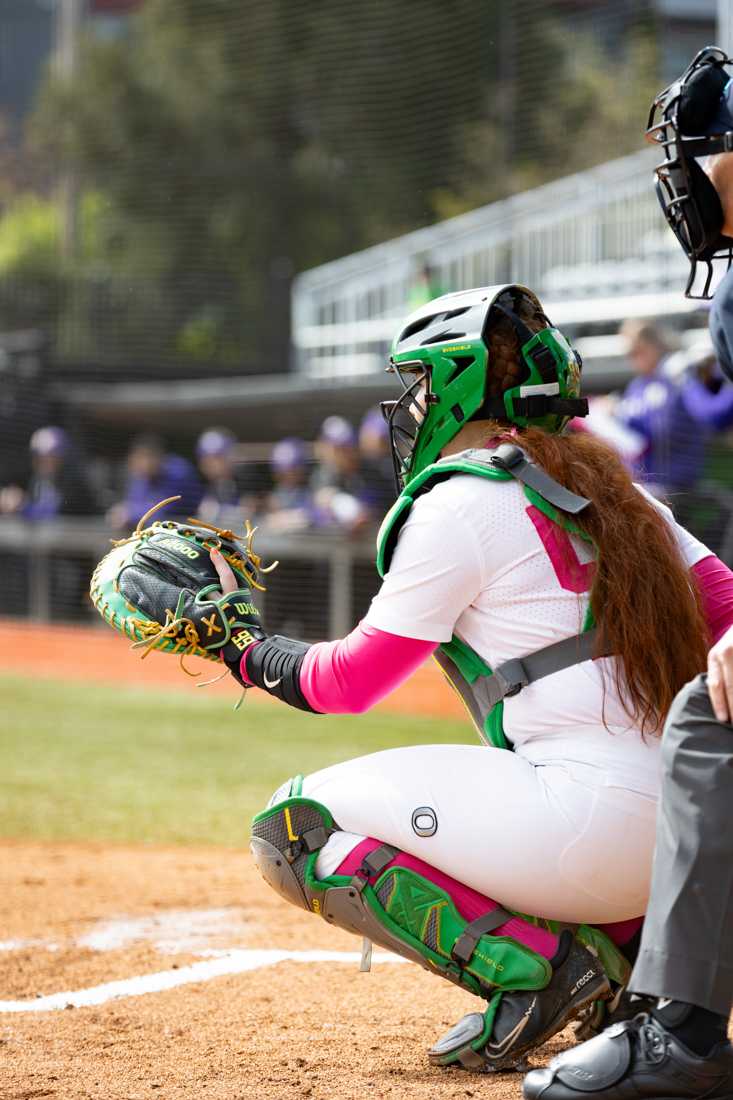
[708,623,733,723]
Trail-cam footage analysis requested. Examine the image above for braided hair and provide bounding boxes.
[484,291,548,402]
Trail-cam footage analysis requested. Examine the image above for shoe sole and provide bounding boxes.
[430,971,612,1073]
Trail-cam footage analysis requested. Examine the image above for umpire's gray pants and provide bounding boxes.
[630,674,733,1015]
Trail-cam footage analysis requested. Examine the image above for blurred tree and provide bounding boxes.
[434,21,660,219]
[29,0,497,366]
[0,193,61,331]
[0,194,58,276]
[20,0,658,368]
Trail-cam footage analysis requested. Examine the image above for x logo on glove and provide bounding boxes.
[202,613,222,637]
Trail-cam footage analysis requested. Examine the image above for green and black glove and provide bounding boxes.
[91,505,318,711]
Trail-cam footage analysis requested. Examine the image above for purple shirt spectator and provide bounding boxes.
[195,427,243,525]
[616,320,726,495]
[22,427,97,520]
[124,455,202,524]
[617,368,708,492]
[113,435,202,529]
[359,407,395,516]
[310,417,371,529]
[260,437,314,532]
[681,371,733,431]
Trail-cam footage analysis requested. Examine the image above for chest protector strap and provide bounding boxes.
[376,443,609,750]
[488,443,590,514]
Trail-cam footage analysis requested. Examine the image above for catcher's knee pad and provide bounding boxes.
[250,790,552,1000]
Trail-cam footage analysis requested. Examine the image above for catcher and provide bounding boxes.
[93,283,733,1072]
[522,46,733,1100]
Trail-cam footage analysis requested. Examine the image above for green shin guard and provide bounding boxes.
[250,795,552,1000]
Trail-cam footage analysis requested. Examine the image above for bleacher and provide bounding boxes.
[292,147,711,390]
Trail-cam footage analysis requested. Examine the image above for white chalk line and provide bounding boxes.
[0,948,404,1013]
[0,939,59,953]
[76,907,247,954]
[0,908,251,958]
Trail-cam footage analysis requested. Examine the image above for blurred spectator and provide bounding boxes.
[0,426,99,621]
[611,321,733,499]
[614,320,708,496]
[666,345,733,432]
[107,434,202,531]
[0,426,97,519]
[408,260,446,310]
[311,416,372,531]
[194,426,265,528]
[259,437,313,533]
[358,407,396,518]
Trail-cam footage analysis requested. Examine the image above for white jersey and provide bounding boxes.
[365,467,710,798]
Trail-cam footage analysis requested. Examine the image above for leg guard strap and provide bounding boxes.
[350,844,400,894]
[251,796,553,1000]
[452,907,513,965]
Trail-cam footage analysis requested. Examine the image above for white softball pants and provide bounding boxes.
[301,744,657,923]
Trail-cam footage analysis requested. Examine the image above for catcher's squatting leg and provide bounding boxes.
[250,778,632,1069]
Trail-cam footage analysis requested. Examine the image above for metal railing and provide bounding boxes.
[0,519,379,639]
[3,487,733,635]
[292,148,699,379]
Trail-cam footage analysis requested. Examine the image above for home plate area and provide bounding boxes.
[0,842,568,1100]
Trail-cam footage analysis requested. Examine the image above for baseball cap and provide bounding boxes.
[359,407,389,439]
[30,426,68,457]
[196,427,236,459]
[271,437,306,470]
[319,416,356,447]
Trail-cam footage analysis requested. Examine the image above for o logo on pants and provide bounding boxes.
[411,806,437,838]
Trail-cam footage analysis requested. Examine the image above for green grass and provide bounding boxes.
[0,674,472,846]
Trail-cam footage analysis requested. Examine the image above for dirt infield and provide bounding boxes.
[0,623,541,1100]
[0,840,573,1100]
[0,619,464,719]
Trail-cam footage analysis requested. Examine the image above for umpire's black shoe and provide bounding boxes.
[429,931,611,1072]
[523,1013,733,1100]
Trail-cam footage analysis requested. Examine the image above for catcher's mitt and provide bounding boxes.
[90,496,276,677]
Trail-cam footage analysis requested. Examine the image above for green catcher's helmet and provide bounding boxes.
[380,283,587,490]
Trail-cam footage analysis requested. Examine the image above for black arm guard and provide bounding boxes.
[232,635,320,713]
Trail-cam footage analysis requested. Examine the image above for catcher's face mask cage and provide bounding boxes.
[380,359,438,491]
[381,285,587,491]
[646,45,733,298]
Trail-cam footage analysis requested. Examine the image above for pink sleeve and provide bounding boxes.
[692,555,733,644]
[298,622,436,714]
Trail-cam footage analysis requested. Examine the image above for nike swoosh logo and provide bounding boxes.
[488,997,536,1055]
[263,675,282,689]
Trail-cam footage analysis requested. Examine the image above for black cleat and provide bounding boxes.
[523,1012,733,1100]
[429,931,611,1073]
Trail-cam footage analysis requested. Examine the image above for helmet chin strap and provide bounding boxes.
[478,394,589,422]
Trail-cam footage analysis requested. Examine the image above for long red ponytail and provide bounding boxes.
[502,426,709,734]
